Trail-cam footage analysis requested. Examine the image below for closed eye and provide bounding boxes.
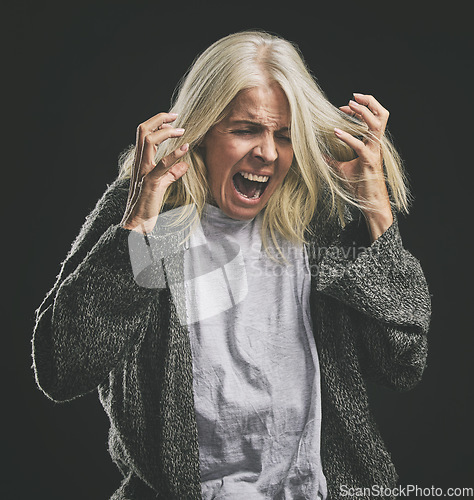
[232,129,254,135]
[232,130,291,142]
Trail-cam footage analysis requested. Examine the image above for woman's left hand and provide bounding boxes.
[334,92,394,242]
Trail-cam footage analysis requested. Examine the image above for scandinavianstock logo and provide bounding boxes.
[126,205,368,327]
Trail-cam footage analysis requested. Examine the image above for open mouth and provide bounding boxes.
[232,171,270,200]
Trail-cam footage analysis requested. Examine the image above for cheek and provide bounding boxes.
[206,138,240,170]
[203,146,225,185]
[210,143,247,184]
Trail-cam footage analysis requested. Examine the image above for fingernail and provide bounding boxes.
[169,112,178,117]
[175,128,185,133]
[353,93,363,98]
[349,100,358,106]
[180,143,189,152]
[334,128,343,135]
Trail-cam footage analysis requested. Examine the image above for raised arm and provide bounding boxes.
[315,213,431,391]
[32,112,190,402]
[312,92,431,390]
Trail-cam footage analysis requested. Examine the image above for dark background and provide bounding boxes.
[5,1,473,498]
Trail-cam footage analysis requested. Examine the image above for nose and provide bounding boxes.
[253,133,278,164]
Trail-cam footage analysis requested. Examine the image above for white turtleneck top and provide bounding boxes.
[183,204,327,500]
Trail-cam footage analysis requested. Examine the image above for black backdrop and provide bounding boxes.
[6,1,473,498]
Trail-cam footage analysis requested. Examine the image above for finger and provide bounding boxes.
[154,143,190,175]
[339,105,363,121]
[167,161,189,182]
[150,161,190,190]
[145,143,190,189]
[323,154,346,175]
[131,113,179,196]
[125,141,188,220]
[136,112,179,140]
[140,127,185,173]
[339,105,355,116]
[348,100,380,132]
[334,127,366,157]
[143,143,189,189]
[126,112,180,218]
[353,93,389,121]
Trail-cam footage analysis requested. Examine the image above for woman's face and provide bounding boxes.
[202,83,294,220]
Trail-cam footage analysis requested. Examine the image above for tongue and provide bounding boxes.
[233,174,259,198]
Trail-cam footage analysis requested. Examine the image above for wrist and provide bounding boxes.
[121,215,158,234]
[121,182,167,233]
[362,205,393,243]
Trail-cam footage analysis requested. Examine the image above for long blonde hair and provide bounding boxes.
[118,30,409,249]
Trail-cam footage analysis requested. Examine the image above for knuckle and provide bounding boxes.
[140,177,156,193]
[141,173,152,186]
[154,112,167,126]
[166,127,178,137]
[137,123,148,135]
[142,172,159,187]
[144,134,154,146]
[155,157,165,169]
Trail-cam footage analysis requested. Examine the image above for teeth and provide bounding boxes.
[240,186,262,199]
[240,172,269,183]
[234,181,263,199]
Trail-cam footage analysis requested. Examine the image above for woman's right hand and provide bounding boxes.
[120,112,189,233]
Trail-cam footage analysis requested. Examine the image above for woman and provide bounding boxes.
[32,31,431,499]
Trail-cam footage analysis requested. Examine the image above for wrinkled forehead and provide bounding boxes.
[225,85,291,128]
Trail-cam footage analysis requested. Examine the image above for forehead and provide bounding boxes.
[227,85,290,126]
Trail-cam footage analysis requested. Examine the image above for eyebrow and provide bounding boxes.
[229,119,290,133]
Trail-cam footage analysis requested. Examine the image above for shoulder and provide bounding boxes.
[103,176,130,203]
[71,176,131,251]
[88,176,130,220]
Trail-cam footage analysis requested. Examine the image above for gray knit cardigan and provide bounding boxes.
[32,177,431,499]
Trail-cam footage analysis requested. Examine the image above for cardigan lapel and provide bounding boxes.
[156,243,202,498]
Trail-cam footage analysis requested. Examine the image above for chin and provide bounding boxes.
[220,203,263,221]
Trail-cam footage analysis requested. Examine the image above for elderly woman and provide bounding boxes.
[32,31,431,499]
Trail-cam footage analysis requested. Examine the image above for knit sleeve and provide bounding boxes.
[315,213,431,391]
[32,177,159,402]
